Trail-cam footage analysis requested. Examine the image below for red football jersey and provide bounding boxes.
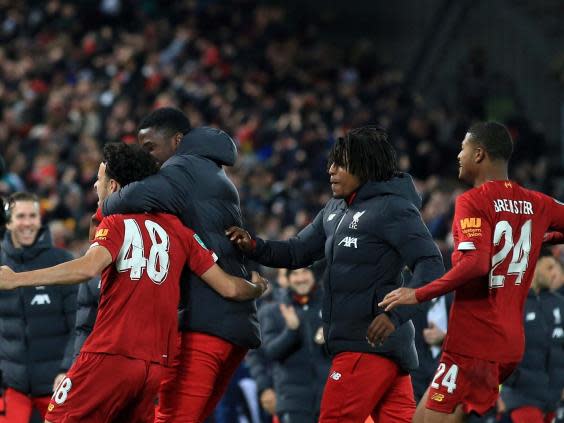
[81,213,216,366]
[441,181,564,362]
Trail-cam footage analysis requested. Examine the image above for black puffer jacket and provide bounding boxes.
[250,174,445,371]
[61,277,101,369]
[259,288,330,416]
[502,289,564,412]
[0,228,76,396]
[103,127,259,348]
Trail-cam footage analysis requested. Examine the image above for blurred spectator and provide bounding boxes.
[258,268,329,423]
[0,192,76,423]
[501,253,564,422]
[410,293,453,402]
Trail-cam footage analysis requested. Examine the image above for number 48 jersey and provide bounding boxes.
[444,181,564,363]
[82,213,216,366]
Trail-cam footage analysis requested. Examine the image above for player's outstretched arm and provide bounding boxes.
[200,265,268,301]
[0,246,112,290]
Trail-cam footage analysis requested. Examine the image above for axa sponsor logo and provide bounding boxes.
[338,236,358,248]
[31,294,51,305]
[349,210,366,229]
[330,371,342,381]
[431,393,445,402]
[460,218,481,230]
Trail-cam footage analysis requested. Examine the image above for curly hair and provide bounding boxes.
[102,143,160,186]
[328,125,398,183]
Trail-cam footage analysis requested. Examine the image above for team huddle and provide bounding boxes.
[0,110,563,423]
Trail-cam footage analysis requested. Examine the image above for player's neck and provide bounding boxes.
[473,167,508,188]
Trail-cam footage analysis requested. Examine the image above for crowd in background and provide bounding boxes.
[1,1,564,422]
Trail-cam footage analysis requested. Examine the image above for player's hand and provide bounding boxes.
[279,304,300,329]
[225,226,255,254]
[423,322,445,346]
[378,287,418,311]
[53,373,66,393]
[260,388,276,415]
[366,313,395,347]
[0,266,17,290]
[250,271,269,297]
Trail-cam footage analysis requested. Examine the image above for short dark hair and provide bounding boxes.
[467,121,513,162]
[138,107,191,139]
[328,126,398,182]
[6,192,40,222]
[102,143,159,186]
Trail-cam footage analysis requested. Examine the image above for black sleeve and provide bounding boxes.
[69,278,100,363]
[250,210,326,269]
[260,303,301,361]
[381,199,445,326]
[102,160,186,216]
[60,284,78,371]
[246,348,273,395]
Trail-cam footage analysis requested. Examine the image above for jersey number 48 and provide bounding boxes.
[116,219,170,284]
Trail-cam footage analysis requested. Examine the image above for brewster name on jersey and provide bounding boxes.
[493,199,533,215]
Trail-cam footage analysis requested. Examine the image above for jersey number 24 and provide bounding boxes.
[490,219,531,288]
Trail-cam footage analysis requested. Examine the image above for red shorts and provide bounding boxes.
[155,332,248,423]
[319,352,415,423]
[45,352,163,423]
[510,406,545,423]
[425,350,517,416]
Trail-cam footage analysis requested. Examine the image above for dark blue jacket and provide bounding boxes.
[0,228,76,396]
[259,288,330,416]
[102,127,260,348]
[250,174,445,371]
[502,289,564,412]
[61,277,100,369]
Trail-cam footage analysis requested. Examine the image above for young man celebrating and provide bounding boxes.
[228,126,445,422]
[380,121,564,422]
[101,108,258,422]
[0,143,267,423]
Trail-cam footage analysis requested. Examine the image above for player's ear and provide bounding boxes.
[474,146,486,163]
[109,179,120,193]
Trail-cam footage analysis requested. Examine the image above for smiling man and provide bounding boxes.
[0,192,76,423]
[380,121,564,423]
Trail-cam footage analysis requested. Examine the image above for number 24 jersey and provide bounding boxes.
[83,213,216,366]
[445,181,564,363]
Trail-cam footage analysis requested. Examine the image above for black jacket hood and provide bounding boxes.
[355,173,422,209]
[175,126,237,166]
[2,227,53,263]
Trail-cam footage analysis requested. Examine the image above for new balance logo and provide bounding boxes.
[327,213,336,221]
[330,371,341,381]
[349,210,366,229]
[553,327,563,339]
[338,236,358,248]
[526,312,536,321]
[431,393,445,402]
[31,294,51,305]
[554,308,561,325]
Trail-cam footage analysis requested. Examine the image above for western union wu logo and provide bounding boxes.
[460,218,481,230]
[95,228,109,239]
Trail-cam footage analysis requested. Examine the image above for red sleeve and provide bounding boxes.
[544,231,564,245]
[548,196,564,232]
[416,193,492,302]
[415,249,490,302]
[91,215,124,262]
[182,227,217,277]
